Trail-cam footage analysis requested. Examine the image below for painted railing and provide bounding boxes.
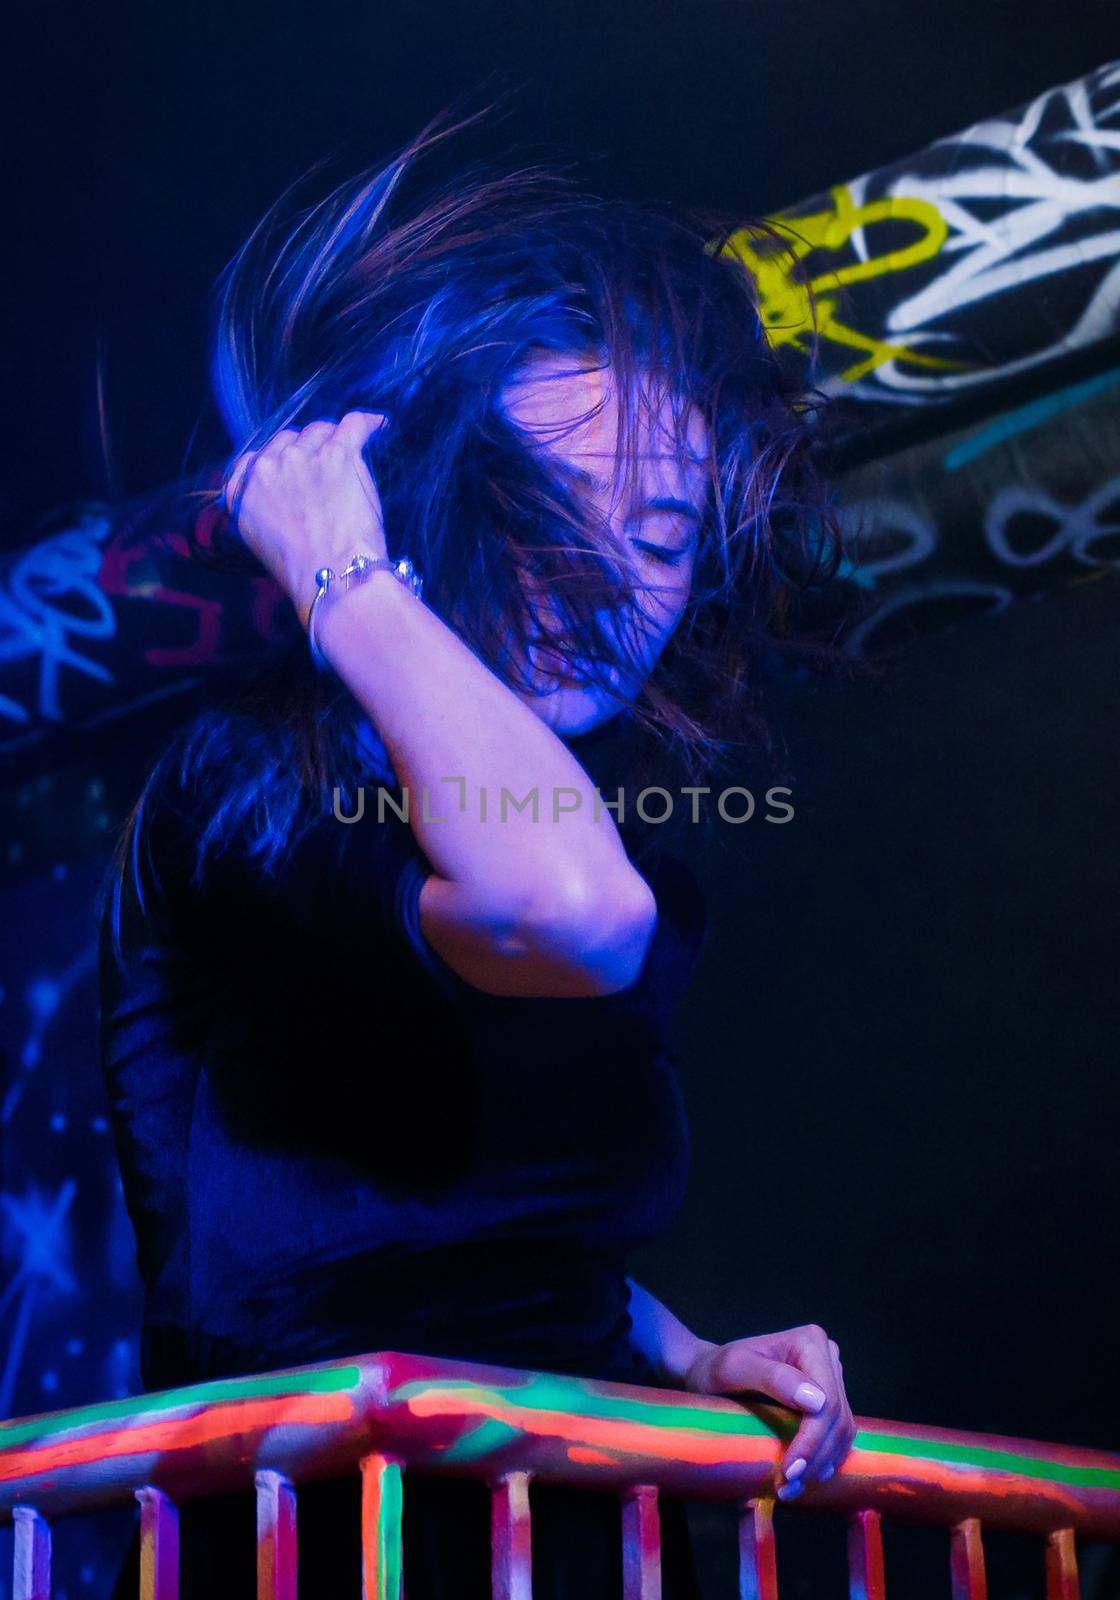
[2,1349,1118,1599]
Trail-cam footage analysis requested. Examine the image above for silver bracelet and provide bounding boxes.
[307,552,424,672]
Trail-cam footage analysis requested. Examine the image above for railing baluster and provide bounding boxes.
[490,1469,532,1600]
[1045,1528,1080,1600]
[136,1486,179,1600]
[622,1483,661,1600]
[847,1507,885,1600]
[360,1453,403,1600]
[738,1496,778,1600]
[255,1470,297,1600]
[12,1506,50,1600]
[950,1517,987,1600]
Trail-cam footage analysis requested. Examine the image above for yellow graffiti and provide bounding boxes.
[721,185,969,384]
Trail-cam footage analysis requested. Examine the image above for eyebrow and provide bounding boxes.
[565,465,704,522]
[642,496,703,523]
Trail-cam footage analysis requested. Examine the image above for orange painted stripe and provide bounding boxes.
[0,1393,353,1484]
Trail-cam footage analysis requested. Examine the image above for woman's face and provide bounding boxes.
[499,351,710,736]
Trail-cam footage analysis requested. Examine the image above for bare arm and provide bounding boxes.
[626,1276,713,1386]
[224,411,657,998]
[314,569,657,995]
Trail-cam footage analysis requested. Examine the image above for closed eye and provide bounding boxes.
[631,539,691,567]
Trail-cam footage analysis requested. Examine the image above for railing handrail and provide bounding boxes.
[2,1349,1118,1540]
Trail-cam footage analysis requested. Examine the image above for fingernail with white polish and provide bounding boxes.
[784,1458,807,1480]
[795,1382,827,1413]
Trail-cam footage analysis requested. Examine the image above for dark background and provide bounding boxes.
[3,3,1118,1595]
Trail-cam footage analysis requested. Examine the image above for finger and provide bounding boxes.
[819,1339,856,1480]
[777,1327,844,1482]
[289,420,340,451]
[775,1405,840,1500]
[804,1398,853,1485]
[821,1337,855,1464]
[780,1402,836,1486]
[334,409,391,449]
[257,427,301,457]
[790,1341,853,1486]
[788,1325,839,1409]
[223,451,257,512]
[702,1343,829,1418]
[223,426,302,515]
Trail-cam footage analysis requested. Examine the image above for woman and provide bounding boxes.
[100,112,855,1597]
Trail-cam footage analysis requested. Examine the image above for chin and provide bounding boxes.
[531,682,626,737]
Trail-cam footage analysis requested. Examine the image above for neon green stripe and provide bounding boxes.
[392,1377,775,1437]
[0,1365,363,1451]
[855,1430,1120,1491]
[382,1459,403,1600]
[396,1380,1120,1492]
[440,1418,521,1462]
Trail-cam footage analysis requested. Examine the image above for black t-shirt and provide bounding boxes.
[98,717,709,1395]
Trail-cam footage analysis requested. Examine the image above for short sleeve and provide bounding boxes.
[300,802,479,1005]
[656,849,709,981]
[389,848,480,1002]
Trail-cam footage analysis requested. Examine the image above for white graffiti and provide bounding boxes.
[840,495,938,585]
[833,485,1120,656]
[984,477,1120,568]
[840,61,1120,402]
[0,512,115,727]
[838,494,1010,656]
[846,580,1014,658]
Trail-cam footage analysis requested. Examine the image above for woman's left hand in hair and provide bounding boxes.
[682,1323,856,1497]
[222,411,391,630]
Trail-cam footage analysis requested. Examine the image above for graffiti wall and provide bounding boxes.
[836,369,1120,654]
[0,489,296,773]
[725,60,1120,427]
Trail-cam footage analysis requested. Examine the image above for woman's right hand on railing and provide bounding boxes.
[682,1322,856,1501]
[222,411,391,630]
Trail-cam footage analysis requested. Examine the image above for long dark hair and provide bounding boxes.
[108,104,850,947]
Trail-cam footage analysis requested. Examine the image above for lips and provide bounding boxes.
[529,640,576,678]
[527,638,626,693]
